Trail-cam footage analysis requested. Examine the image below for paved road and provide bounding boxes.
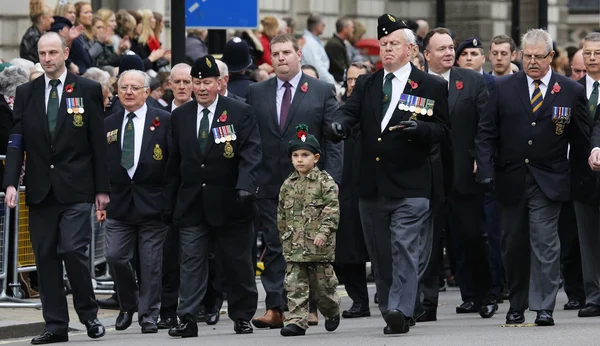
[2,283,600,345]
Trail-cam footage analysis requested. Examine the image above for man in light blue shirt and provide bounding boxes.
[302,13,336,84]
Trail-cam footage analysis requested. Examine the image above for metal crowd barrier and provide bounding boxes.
[89,206,114,295]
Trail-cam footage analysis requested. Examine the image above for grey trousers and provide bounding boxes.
[359,196,431,318]
[499,174,561,312]
[573,199,600,305]
[105,214,168,324]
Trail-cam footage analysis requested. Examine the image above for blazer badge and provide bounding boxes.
[153,144,163,160]
[223,142,234,158]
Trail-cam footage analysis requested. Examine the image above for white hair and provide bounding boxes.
[0,66,30,97]
[403,28,416,45]
[83,67,111,89]
[521,29,553,53]
[118,69,152,88]
[215,60,228,78]
[170,63,192,80]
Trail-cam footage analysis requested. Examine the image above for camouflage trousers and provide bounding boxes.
[284,262,340,330]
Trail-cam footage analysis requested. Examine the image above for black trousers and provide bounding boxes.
[447,191,493,304]
[338,263,369,306]
[558,201,585,303]
[28,192,98,334]
[417,201,445,312]
[160,225,180,319]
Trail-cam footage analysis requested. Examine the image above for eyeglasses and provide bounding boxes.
[583,50,600,58]
[522,51,551,61]
[118,85,147,92]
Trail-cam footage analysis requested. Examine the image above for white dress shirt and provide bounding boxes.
[44,69,68,113]
[586,74,600,106]
[526,70,552,100]
[381,62,412,132]
[171,98,192,112]
[196,96,218,138]
[428,69,451,90]
[301,30,336,84]
[121,103,148,179]
[276,70,303,125]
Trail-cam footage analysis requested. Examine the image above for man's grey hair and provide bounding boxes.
[521,29,553,53]
[307,12,323,32]
[39,31,68,50]
[170,63,192,80]
[402,28,416,46]
[0,66,30,97]
[584,32,600,43]
[215,60,228,78]
[118,69,151,88]
[83,67,111,89]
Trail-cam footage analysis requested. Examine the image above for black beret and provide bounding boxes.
[377,13,409,40]
[191,55,220,79]
[288,124,321,156]
[118,54,144,75]
[455,37,483,60]
[50,16,73,33]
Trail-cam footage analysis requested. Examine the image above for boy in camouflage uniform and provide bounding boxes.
[277,124,341,337]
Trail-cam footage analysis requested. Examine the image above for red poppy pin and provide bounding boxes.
[455,81,464,90]
[408,79,418,90]
[218,110,228,123]
[551,82,561,94]
[64,82,75,93]
[301,82,308,93]
[151,116,160,131]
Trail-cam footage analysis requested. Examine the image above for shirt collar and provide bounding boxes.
[44,69,68,89]
[289,166,320,180]
[125,103,148,119]
[526,69,552,87]
[428,68,451,82]
[198,95,219,115]
[277,70,303,91]
[587,74,600,88]
[172,98,192,111]
[383,62,412,82]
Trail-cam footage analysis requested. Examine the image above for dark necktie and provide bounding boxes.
[121,112,135,170]
[280,81,292,131]
[47,79,61,139]
[531,80,543,117]
[589,81,599,121]
[382,73,394,117]
[198,108,210,153]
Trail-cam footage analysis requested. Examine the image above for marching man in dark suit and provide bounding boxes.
[103,70,171,334]
[423,28,497,319]
[476,28,590,326]
[3,32,109,344]
[246,33,343,329]
[164,55,261,338]
[330,14,449,335]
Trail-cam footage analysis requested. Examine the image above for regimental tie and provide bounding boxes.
[531,80,543,117]
[589,81,599,121]
[121,112,135,170]
[382,73,394,117]
[198,108,210,153]
[47,79,61,139]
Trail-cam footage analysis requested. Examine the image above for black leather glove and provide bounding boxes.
[330,122,346,141]
[398,120,418,133]
[237,189,254,203]
[160,210,173,225]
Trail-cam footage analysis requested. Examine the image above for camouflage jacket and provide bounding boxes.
[277,167,339,262]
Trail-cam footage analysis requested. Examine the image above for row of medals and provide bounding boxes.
[399,103,433,116]
[214,129,236,144]
[67,107,84,114]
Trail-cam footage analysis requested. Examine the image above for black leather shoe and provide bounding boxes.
[31,331,68,344]
[168,321,198,338]
[157,317,178,329]
[115,310,135,331]
[96,296,120,310]
[407,317,415,326]
[383,309,408,334]
[415,309,437,322]
[325,314,340,332]
[383,323,409,334]
[234,319,253,334]
[82,319,105,339]
[205,311,220,325]
[141,321,158,334]
[479,301,498,318]
[280,323,305,336]
[564,300,584,310]
[578,304,600,317]
[456,301,478,314]
[535,310,554,326]
[342,303,371,318]
[505,309,525,324]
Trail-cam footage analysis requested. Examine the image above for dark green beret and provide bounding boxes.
[288,124,321,155]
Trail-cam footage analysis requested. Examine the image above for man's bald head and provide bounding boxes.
[570,49,586,81]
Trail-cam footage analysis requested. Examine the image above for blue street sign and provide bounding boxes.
[185,0,259,29]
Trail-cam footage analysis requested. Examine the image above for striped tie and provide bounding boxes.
[531,80,543,116]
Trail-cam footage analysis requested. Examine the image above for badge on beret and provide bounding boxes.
[206,57,212,68]
[473,38,478,46]
[191,55,220,79]
[388,14,396,22]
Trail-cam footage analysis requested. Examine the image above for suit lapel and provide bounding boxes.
[282,74,308,133]
[370,70,384,124]
[514,72,532,119]
[266,78,279,131]
[202,96,225,159]
[537,73,558,119]
[138,108,158,161]
[33,76,51,143]
[448,68,462,116]
[54,72,75,139]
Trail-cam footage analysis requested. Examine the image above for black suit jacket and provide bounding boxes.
[448,67,489,195]
[3,72,109,204]
[0,96,13,188]
[246,73,343,199]
[476,71,590,204]
[334,65,450,199]
[482,72,495,93]
[226,91,246,103]
[104,107,171,220]
[164,95,262,227]
[581,76,600,201]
